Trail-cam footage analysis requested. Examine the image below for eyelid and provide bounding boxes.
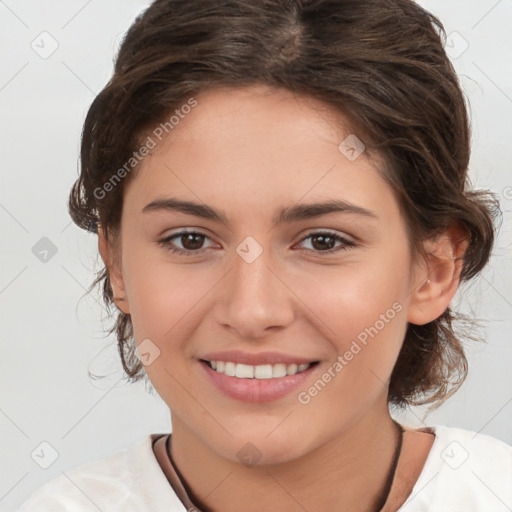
[160,227,354,243]
[160,228,217,247]
[298,228,354,243]
[294,230,356,254]
[158,227,357,256]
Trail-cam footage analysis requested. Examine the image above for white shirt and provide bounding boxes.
[17,425,512,512]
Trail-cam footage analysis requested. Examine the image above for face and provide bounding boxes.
[104,85,425,465]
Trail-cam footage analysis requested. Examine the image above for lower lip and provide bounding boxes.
[200,361,318,403]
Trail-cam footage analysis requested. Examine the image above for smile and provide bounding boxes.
[199,357,320,403]
[203,360,314,379]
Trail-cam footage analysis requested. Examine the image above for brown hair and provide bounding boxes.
[69,0,501,409]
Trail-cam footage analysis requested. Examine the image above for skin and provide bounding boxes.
[99,84,468,511]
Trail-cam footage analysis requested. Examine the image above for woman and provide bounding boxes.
[18,0,512,510]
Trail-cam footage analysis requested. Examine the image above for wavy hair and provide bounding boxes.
[69,0,501,409]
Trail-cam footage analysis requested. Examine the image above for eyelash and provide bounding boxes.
[158,229,356,256]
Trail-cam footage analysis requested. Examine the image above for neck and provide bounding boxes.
[170,399,400,512]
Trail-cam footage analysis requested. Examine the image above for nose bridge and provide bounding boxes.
[233,244,274,300]
[216,236,294,337]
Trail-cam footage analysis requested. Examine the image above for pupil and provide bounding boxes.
[312,234,334,251]
[183,233,204,250]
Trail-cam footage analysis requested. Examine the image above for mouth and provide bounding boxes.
[200,359,318,379]
[199,357,320,403]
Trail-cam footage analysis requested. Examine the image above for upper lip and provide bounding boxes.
[200,350,318,366]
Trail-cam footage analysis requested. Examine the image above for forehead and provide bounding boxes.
[123,85,400,226]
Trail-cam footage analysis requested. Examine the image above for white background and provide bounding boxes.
[1,1,511,510]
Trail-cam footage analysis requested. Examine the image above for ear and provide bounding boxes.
[98,224,131,315]
[407,222,470,325]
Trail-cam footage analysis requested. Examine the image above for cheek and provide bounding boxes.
[122,253,221,353]
[121,257,212,403]
[302,248,409,374]
[310,255,405,330]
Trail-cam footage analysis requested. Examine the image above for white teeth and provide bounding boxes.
[272,363,287,378]
[224,362,236,377]
[287,364,298,375]
[254,364,273,379]
[207,360,313,379]
[235,363,254,379]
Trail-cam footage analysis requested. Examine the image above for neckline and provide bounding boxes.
[151,425,443,512]
[374,420,405,511]
[394,425,442,511]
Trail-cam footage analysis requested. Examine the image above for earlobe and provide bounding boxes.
[98,224,131,315]
[407,223,469,326]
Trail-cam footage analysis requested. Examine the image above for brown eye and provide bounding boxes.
[178,232,206,251]
[310,233,336,251]
[298,231,356,254]
[159,230,214,256]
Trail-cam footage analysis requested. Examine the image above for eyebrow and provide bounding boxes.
[142,197,378,225]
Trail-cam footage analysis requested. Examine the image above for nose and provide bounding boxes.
[214,243,295,339]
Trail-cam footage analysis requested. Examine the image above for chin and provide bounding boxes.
[205,426,317,467]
